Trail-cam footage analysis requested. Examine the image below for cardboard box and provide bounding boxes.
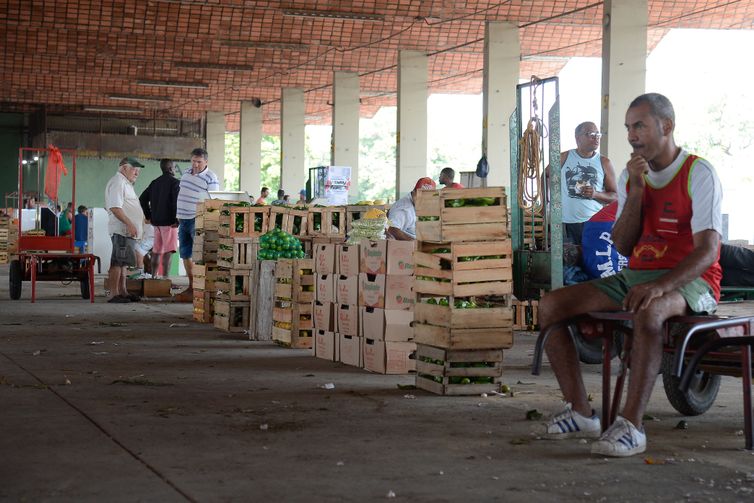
[336,304,360,337]
[337,243,360,276]
[360,239,387,275]
[384,274,414,310]
[339,334,363,367]
[143,278,172,297]
[314,330,338,361]
[358,273,386,308]
[336,275,359,306]
[361,307,414,342]
[314,243,337,275]
[104,278,143,296]
[363,338,416,374]
[316,274,336,304]
[313,301,334,331]
[384,309,414,342]
[386,240,416,276]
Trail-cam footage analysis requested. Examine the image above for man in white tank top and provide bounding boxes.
[557,122,618,245]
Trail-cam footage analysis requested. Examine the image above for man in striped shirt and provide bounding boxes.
[176,147,220,299]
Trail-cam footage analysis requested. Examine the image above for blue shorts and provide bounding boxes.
[178,218,196,259]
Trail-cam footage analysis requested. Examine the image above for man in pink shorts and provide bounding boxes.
[139,159,181,278]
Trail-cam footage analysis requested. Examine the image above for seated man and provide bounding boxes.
[538,93,723,457]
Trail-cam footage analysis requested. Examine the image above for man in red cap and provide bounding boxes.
[386,177,436,240]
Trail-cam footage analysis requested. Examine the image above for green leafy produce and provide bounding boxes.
[418,216,440,221]
[444,199,466,208]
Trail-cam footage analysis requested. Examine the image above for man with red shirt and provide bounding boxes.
[439,167,464,189]
[538,93,722,457]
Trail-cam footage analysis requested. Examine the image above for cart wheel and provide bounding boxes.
[661,352,720,416]
[80,272,90,299]
[573,328,623,365]
[9,259,22,300]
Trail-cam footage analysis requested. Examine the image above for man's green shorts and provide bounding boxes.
[592,269,718,314]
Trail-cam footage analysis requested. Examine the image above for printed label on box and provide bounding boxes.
[313,301,334,331]
[386,240,416,275]
[385,275,414,310]
[337,304,359,336]
[360,240,387,275]
[316,274,336,304]
[315,244,336,275]
[358,273,386,308]
[338,244,360,277]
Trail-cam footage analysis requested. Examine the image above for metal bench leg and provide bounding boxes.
[602,332,612,431]
[743,344,753,450]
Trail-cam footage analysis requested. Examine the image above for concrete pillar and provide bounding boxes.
[281,88,306,195]
[239,101,263,198]
[206,111,226,189]
[396,50,428,198]
[332,71,360,200]
[600,0,648,170]
[482,21,519,190]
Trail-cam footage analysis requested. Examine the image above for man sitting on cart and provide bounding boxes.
[537,93,723,457]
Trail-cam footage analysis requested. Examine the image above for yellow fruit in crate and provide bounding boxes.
[372,199,385,205]
[363,208,386,219]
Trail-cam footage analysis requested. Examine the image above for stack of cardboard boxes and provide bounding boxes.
[359,240,416,374]
[413,187,514,395]
[312,242,338,360]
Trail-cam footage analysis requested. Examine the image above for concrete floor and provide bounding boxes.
[1,266,754,502]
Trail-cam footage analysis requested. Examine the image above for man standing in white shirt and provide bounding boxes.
[105,157,146,303]
[175,147,220,300]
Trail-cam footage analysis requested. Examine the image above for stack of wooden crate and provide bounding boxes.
[192,200,223,323]
[213,204,263,333]
[413,187,514,395]
[272,258,315,348]
[0,216,18,264]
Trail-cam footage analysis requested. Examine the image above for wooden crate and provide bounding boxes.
[274,259,315,303]
[413,322,513,350]
[415,240,512,271]
[415,187,508,242]
[215,269,251,301]
[272,325,314,349]
[512,299,539,330]
[414,300,513,329]
[214,300,250,333]
[217,238,258,269]
[268,206,289,231]
[192,264,220,292]
[272,301,314,348]
[307,207,346,238]
[414,266,513,297]
[192,289,215,323]
[415,344,503,395]
[286,208,308,238]
[197,199,226,215]
[345,204,390,235]
[219,206,251,238]
[192,231,219,263]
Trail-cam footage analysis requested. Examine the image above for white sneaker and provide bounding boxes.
[544,403,602,439]
[591,416,646,457]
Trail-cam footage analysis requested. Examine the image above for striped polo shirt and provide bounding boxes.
[176,166,220,219]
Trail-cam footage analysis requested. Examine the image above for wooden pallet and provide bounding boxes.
[415,344,504,395]
[307,207,346,238]
[217,237,258,269]
[415,187,508,242]
[213,300,250,333]
[215,269,251,301]
[413,323,513,350]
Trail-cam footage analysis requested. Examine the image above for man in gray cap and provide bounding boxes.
[105,157,146,303]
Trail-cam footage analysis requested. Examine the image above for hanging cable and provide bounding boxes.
[517,77,545,215]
